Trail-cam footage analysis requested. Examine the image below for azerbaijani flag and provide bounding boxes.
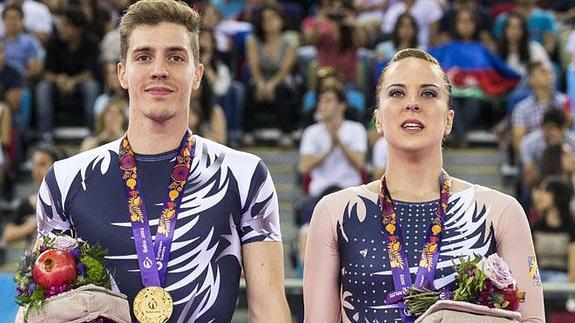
[429,41,521,97]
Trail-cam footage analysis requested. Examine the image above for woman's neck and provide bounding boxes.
[545,208,562,228]
[383,147,444,202]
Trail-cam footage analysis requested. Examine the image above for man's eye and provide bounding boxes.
[135,55,150,62]
[169,55,184,62]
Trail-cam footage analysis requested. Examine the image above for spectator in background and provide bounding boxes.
[531,177,575,282]
[520,109,575,190]
[75,0,113,42]
[298,84,367,197]
[0,40,23,117]
[493,0,558,59]
[0,144,63,247]
[375,13,419,63]
[244,4,296,146]
[302,0,365,86]
[0,0,53,45]
[2,4,42,136]
[92,62,127,118]
[438,0,494,49]
[430,8,520,146]
[80,97,128,151]
[512,61,572,153]
[498,12,550,77]
[302,67,364,125]
[1,5,42,81]
[189,78,227,144]
[35,8,100,141]
[381,0,443,48]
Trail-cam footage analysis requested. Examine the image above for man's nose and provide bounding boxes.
[151,59,168,79]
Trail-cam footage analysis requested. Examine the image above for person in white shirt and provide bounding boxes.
[298,84,367,197]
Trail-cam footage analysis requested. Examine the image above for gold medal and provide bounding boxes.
[133,286,173,323]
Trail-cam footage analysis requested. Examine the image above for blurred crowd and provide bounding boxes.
[1,0,575,288]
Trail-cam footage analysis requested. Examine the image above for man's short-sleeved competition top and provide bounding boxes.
[36,135,281,322]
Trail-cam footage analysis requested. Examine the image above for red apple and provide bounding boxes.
[32,249,77,290]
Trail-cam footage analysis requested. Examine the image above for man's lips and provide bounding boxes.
[145,86,173,95]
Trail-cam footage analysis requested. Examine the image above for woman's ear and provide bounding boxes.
[444,109,455,136]
[374,110,384,136]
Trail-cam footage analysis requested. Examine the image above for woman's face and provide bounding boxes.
[397,17,416,41]
[376,57,453,152]
[199,32,214,58]
[455,10,476,40]
[103,103,126,131]
[532,186,554,215]
[505,16,524,42]
[262,9,283,34]
[32,151,55,185]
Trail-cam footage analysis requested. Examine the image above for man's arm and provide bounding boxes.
[333,135,365,170]
[512,125,527,154]
[298,148,334,175]
[242,241,291,322]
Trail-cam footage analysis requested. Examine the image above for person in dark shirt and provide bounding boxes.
[531,176,575,282]
[34,7,100,140]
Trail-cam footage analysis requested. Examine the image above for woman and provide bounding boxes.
[531,177,575,283]
[80,98,128,152]
[244,4,296,145]
[189,79,227,144]
[303,48,544,322]
[497,12,550,77]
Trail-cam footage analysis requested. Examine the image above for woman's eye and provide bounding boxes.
[421,90,437,97]
[389,90,404,97]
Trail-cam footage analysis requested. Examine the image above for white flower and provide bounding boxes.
[478,254,516,289]
[52,236,78,251]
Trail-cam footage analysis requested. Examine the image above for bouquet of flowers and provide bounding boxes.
[405,254,525,318]
[13,234,127,322]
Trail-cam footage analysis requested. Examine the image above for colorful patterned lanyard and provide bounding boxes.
[119,130,195,287]
[380,170,451,322]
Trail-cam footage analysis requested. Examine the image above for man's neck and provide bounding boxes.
[383,146,444,202]
[534,88,552,103]
[126,119,189,155]
[5,31,17,40]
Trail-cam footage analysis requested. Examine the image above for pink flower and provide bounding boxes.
[478,254,516,289]
[52,236,78,251]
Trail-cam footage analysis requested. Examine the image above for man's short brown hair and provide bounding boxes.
[118,0,200,64]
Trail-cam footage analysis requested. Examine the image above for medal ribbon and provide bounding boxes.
[380,170,451,322]
[119,130,195,287]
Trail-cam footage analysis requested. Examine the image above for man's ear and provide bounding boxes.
[193,63,204,89]
[117,62,128,90]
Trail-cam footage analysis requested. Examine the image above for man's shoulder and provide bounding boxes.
[196,136,263,167]
[53,140,119,175]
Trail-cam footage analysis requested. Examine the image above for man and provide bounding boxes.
[35,1,291,322]
[35,8,100,140]
[512,61,572,153]
[0,0,52,45]
[298,84,367,197]
[520,109,575,189]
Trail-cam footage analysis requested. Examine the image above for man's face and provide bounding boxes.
[316,90,344,122]
[3,9,23,35]
[529,65,553,90]
[117,22,203,124]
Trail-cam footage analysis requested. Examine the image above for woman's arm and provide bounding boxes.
[268,43,297,87]
[495,197,545,322]
[303,197,342,322]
